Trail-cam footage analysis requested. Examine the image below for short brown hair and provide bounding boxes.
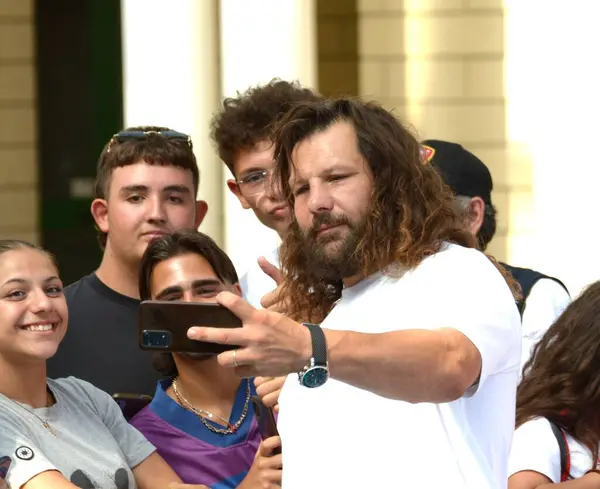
[94,125,200,249]
[209,79,323,176]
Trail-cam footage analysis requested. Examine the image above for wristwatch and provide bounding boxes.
[298,323,329,388]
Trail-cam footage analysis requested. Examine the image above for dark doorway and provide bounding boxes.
[34,0,122,285]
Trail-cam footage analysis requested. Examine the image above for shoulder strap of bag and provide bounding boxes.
[549,421,571,482]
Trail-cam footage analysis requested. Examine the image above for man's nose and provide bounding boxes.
[147,195,167,222]
[307,183,334,214]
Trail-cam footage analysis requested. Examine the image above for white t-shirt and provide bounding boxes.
[0,377,155,489]
[521,279,571,370]
[509,417,596,482]
[277,244,521,489]
[240,246,280,309]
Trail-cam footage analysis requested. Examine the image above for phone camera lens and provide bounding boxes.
[142,330,172,348]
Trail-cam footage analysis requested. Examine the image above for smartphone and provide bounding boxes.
[138,300,242,354]
[251,395,281,455]
[113,393,152,420]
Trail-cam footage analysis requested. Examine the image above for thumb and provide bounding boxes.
[258,256,283,285]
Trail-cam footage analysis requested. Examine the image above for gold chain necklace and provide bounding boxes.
[3,388,57,437]
[171,377,250,435]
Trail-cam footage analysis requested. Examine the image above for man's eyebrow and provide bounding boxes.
[120,184,148,194]
[155,285,183,300]
[290,165,357,187]
[162,185,191,194]
[190,279,222,288]
[119,185,191,195]
[241,166,269,175]
[154,279,222,299]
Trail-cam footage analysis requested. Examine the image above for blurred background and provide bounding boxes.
[1,0,599,295]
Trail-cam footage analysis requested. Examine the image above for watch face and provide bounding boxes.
[302,366,329,388]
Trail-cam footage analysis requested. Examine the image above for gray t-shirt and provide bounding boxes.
[0,377,155,489]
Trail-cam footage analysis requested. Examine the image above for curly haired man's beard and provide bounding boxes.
[300,212,366,282]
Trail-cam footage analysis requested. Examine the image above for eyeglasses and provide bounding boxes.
[236,169,275,197]
[107,130,193,153]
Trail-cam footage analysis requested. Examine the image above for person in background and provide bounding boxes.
[209,79,323,308]
[508,280,600,487]
[422,139,570,369]
[0,239,206,489]
[131,231,281,489]
[48,127,208,396]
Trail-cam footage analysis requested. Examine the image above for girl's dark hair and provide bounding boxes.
[0,239,58,270]
[138,230,239,376]
[516,280,600,465]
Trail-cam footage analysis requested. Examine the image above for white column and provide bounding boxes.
[120,0,223,245]
[219,0,317,273]
[504,0,600,296]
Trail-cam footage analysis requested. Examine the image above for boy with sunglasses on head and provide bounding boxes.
[210,79,323,309]
[48,126,208,397]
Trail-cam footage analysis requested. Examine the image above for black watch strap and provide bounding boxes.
[302,323,327,366]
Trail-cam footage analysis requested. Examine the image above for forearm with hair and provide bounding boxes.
[324,327,481,403]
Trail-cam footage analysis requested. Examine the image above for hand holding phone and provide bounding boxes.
[138,300,242,354]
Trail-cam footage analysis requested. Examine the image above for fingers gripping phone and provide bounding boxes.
[138,300,242,355]
[251,395,281,455]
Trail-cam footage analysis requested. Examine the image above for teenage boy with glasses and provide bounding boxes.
[210,79,323,309]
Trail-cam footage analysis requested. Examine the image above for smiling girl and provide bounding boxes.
[0,240,205,489]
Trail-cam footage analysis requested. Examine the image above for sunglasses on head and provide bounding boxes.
[107,130,193,152]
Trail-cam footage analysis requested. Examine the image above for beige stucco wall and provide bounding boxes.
[0,0,556,275]
[0,0,38,244]
[357,0,533,263]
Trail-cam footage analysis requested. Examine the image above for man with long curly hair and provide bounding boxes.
[190,98,522,488]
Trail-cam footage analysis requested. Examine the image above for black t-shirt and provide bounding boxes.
[47,273,164,396]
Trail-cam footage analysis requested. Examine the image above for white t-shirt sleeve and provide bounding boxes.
[73,379,156,468]
[509,417,562,482]
[425,247,521,392]
[521,279,571,368]
[0,413,57,489]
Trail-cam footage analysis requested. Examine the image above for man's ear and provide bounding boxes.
[465,196,485,236]
[227,179,251,210]
[194,200,209,228]
[91,199,109,233]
